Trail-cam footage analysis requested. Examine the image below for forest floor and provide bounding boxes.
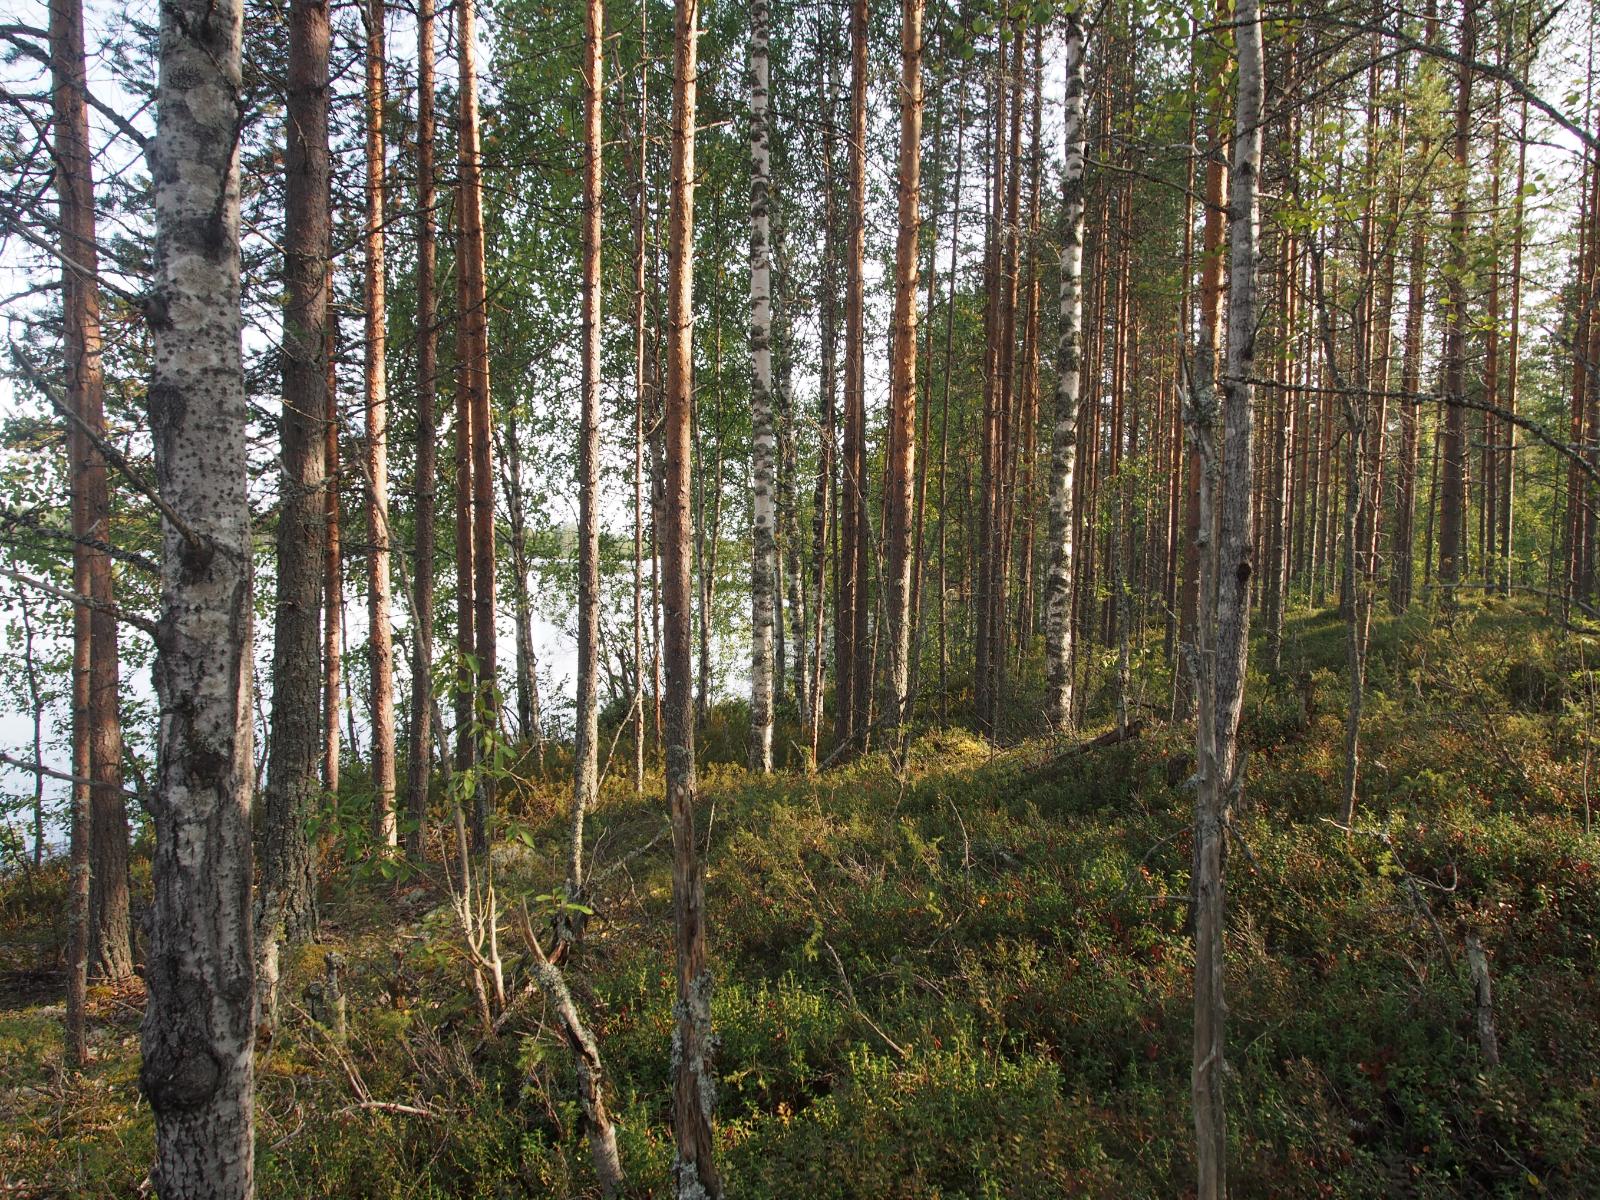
[2,599,1599,1198]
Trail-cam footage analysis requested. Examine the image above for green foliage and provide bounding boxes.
[5,602,1600,1197]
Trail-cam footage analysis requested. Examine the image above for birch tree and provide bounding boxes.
[139,0,257,1190]
[572,0,604,913]
[1044,9,1087,731]
[1191,0,1263,1192]
[747,0,776,773]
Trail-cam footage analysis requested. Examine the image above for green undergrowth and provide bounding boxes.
[3,600,1599,1197]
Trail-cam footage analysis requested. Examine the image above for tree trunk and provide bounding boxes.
[1501,89,1528,593]
[405,0,439,859]
[323,263,343,798]
[1044,13,1086,731]
[363,0,397,848]
[1193,0,1262,1193]
[747,0,776,771]
[836,0,871,754]
[664,1,720,1192]
[573,0,604,909]
[1182,10,1230,718]
[140,0,256,1190]
[459,0,496,852]
[51,0,134,992]
[1438,0,1475,597]
[809,29,840,763]
[258,0,331,1013]
[629,0,651,794]
[883,0,923,749]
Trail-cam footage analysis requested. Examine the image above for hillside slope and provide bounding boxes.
[3,602,1597,1198]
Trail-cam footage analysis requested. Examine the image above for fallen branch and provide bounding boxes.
[1031,720,1146,781]
[513,904,625,1196]
[335,1101,436,1120]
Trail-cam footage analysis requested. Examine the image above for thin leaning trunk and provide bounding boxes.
[747,0,776,772]
[140,0,257,1191]
[258,0,332,1019]
[363,0,397,847]
[1044,13,1087,731]
[883,0,924,753]
[664,0,720,1193]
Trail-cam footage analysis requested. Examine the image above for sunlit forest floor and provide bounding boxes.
[3,600,1599,1197]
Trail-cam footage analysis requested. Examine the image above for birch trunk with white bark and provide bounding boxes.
[140,0,257,1190]
[1044,12,1086,731]
[1193,0,1263,1193]
[747,0,776,772]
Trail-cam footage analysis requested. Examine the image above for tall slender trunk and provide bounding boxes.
[1044,13,1086,730]
[141,0,256,1189]
[664,2,720,1194]
[933,77,967,723]
[975,33,1008,736]
[836,0,870,753]
[258,0,331,1013]
[498,413,543,761]
[630,0,651,794]
[1193,0,1262,1193]
[459,0,496,851]
[573,0,605,905]
[363,0,397,847]
[15,592,46,868]
[747,0,776,771]
[884,0,924,748]
[50,0,131,1056]
[324,257,343,798]
[1182,11,1229,717]
[1439,0,1475,596]
[1502,89,1529,593]
[809,30,840,763]
[405,0,439,859]
[453,199,476,805]
[54,0,135,987]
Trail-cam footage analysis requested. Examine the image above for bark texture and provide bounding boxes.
[835,0,871,754]
[883,0,923,745]
[140,0,257,1190]
[1044,13,1086,731]
[1193,1,1263,1193]
[258,0,331,1012]
[573,0,604,905]
[747,0,776,772]
[405,0,439,860]
[1438,0,1475,596]
[363,0,397,847]
[665,1,721,1193]
[459,0,496,851]
[51,0,134,991]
